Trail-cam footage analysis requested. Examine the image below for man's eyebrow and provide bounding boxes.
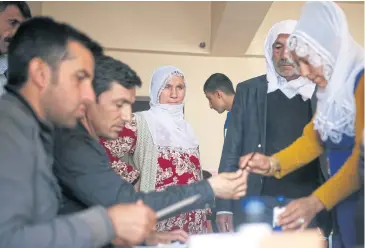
[113,98,133,105]
[61,50,77,61]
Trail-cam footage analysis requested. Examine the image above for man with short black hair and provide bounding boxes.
[204,73,235,114]
[0,17,156,248]
[0,1,31,95]
[204,73,235,138]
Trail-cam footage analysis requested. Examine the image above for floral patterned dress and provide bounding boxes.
[100,114,208,234]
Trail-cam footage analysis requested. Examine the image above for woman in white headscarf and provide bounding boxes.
[239,2,364,247]
[101,66,209,239]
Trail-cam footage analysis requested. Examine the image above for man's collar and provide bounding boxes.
[0,54,8,75]
[5,84,54,133]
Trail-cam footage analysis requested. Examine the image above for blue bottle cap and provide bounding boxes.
[276,195,285,203]
[241,197,265,214]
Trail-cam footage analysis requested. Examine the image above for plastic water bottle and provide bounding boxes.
[272,195,286,231]
[237,197,272,247]
[239,197,266,224]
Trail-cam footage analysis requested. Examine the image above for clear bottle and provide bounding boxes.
[237,197,272,247]
[272,195,286,231]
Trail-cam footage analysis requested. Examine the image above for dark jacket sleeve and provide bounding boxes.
[215,82,246,212]
[356,138,364,245]
[54,130,215,218]
[0,122,115,248]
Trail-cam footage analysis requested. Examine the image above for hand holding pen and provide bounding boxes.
[239,152,280,176]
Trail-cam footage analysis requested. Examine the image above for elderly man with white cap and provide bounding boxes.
[215,20,331,237]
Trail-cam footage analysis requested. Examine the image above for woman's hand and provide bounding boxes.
[277,195,325,230]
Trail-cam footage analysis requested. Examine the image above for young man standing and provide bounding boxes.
[203,73,235,138]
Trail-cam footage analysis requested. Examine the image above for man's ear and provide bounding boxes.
[215,90,223,99]
[28,57,51,89]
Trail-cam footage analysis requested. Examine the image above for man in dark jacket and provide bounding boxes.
[215,20,332,238]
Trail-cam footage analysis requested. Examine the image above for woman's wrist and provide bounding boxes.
[267,156,280,176]
[308,194,326,213]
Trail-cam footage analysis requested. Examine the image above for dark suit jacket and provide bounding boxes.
[216,75,331,234]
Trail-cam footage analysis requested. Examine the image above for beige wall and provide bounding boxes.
[33,1,364,172]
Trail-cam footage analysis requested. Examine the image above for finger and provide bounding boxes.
[230,177,246,191]
[159,236,172,244]
[247,159,265,169]
[232,192,246,199]
[218,222,228,233]
[251,153,268,162]
[170,229,189,240]
[283,219,308,231]
[248,155,269,171]
[299,222,309,230]
[239,153,254,169]
[170,233,189,243]
[278,202,299,220]
[222,170,243,180]
[232,185,247,198]
[136,199,144,206]
[227,219,234,232]
[234,184,248,192]
[248,167,269,175]
[279,209,302,228]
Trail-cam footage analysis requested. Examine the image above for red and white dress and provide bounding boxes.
[100,114,208,234]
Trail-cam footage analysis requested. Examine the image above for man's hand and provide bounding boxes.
[107,200,156,245]
[239,152,275,176]
[216,214,234,233]
[208,169,248,199]
[145,230,189,245]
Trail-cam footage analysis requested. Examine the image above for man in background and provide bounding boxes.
[0,1,31,95]
[203,73,235,138]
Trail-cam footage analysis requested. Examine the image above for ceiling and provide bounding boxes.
[28,1,364,58]
[210,1,364,57]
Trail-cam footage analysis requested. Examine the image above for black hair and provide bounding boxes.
[203,73,235,95]
[0,1,32,19]
[7,16,103,89]
[93,54,142,98]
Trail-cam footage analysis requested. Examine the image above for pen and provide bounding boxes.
[156,194,201,219]
[241,152,256,170]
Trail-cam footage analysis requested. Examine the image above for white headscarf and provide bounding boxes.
[265,20,316,101]
[140,66,199,149]
[287,1,364,144]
